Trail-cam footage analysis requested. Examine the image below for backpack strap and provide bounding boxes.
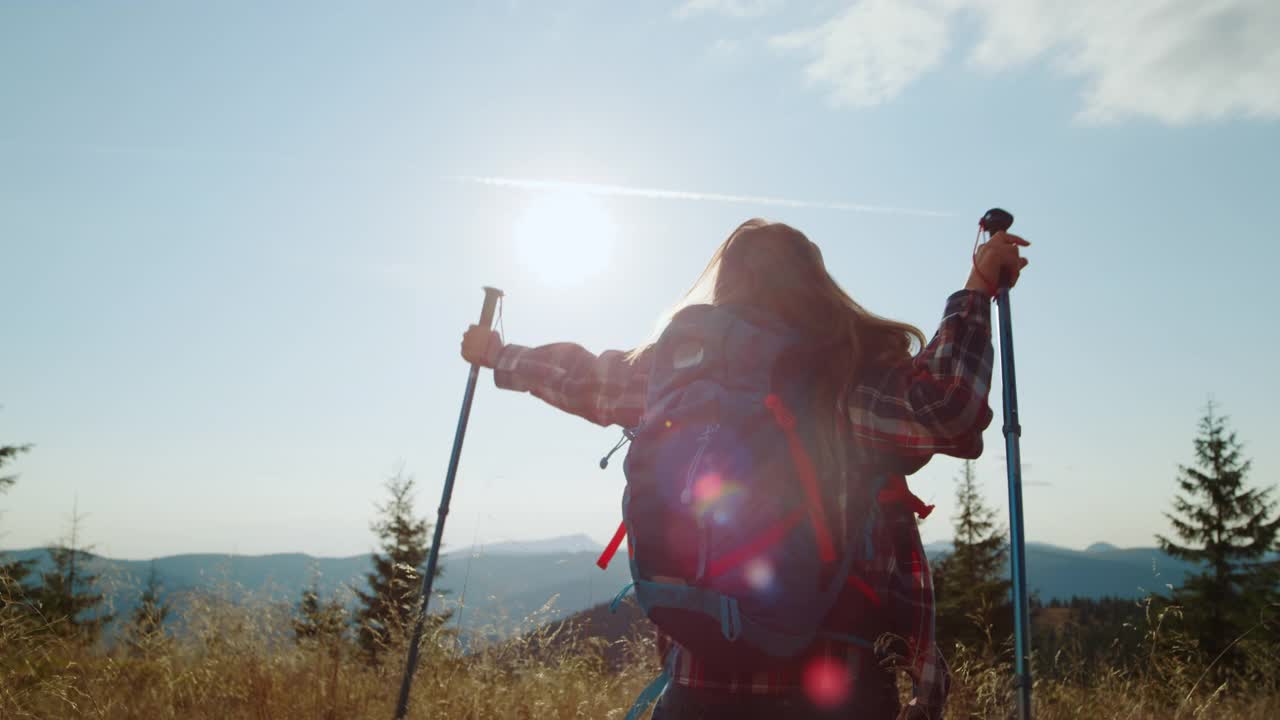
[597,520,628,570]
[846,573,883,608]
[610,582,636,612]
[815,472,891,647]
[764,393,836,563]
[624,648,677,720]
[703,507,807,579]
[608,581,741,645]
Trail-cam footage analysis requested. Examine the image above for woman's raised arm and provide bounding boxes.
[462,325,651,428]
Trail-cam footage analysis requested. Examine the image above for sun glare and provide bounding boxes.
[513,189,617,287]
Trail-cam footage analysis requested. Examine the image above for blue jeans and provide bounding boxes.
[650,683,900,720]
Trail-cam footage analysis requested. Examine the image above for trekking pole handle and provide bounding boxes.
[477,286,504,337]
[980,208,1014,235]
[979,208,1016,289]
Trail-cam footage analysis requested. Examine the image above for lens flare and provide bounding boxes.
[803,656,851,709]
[744,557,775,591]
[693,473,723,503]
[692,473,745,519]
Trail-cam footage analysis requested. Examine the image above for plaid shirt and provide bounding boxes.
[493,290,994,718]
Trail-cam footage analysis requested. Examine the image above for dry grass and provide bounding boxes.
[939,641,1279,720]
[2,584,1276,719]
[938,599,1280,720]
[1,582,659,720]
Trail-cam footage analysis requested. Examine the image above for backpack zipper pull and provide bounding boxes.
[681,424,718,503]
[599,428,636,470]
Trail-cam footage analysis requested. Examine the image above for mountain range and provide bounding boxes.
[2,534,1207,640]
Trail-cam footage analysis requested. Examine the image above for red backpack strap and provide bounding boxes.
[597,520,628,570]
[846,572,883,608]
[765,394,836,564]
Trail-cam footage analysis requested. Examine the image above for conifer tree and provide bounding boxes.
[124,563,170,652]
[0,442,34,599]
[354,473,450,659]
[294,581,349,649]
[1156,402,1280,673]
[35,504,115,641]
[934,460,1012,657]
[0,442,30,494]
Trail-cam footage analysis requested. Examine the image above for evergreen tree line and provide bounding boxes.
[1,443,450,664]
[932,401,1280,681]
[4,401,1277,681]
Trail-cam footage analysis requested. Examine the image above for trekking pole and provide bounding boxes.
[394,285,504,720]
[979,208,1033,720]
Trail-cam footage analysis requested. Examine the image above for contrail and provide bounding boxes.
[1,140,950,218]
[2,139,951,218]
[453,175,951,218]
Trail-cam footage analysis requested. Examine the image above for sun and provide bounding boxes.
[512,189,617,288]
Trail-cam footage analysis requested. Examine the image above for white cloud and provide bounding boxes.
[958,0,1280,124]
[770,0,951,108]
[675,0,787,20]
[758,0,1280,124]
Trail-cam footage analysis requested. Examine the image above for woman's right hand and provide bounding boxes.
[967,231,1031,295]
[461,325,503,368]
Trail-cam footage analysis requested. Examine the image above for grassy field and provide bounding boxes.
[2,590,1277,719]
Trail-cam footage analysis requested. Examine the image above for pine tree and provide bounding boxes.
[0,442,35,600]
[294,581,349,650]
[354,473,450,659]
[124,563,170,652]
[934,460,1012,657]
[0,442,30,494]
[35,504,115,641]
[1156,402,1280,673]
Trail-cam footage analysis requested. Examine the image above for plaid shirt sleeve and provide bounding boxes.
[849,289,994,460]
[886,509,951,718]
[492,342,651,428]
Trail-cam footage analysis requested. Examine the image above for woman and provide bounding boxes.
[462,219,1029,719]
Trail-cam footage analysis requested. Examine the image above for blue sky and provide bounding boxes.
[2,1,1277,560]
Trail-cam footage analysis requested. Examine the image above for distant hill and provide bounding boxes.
[1012,543,1200,601]
[0,542,633,640]
[442,549,633,636]
[3,547,369,601]
[0,539,1210,640]
[922,541,1200,600]
[477,534,602,555]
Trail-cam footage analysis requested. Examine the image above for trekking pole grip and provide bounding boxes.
[478,286,504,335]
[979,208,1016,289]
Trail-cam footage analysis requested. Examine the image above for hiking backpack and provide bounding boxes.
[602,303,893,670]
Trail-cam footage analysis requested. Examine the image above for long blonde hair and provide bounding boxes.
[636,218,926,479]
